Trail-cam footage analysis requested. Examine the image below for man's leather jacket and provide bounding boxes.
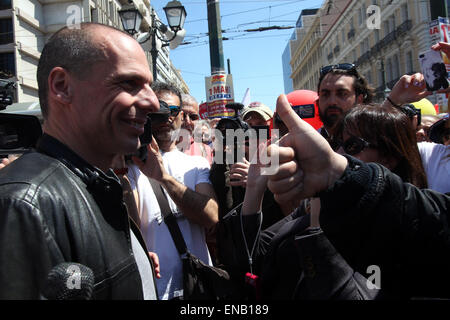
[0,134,156,299]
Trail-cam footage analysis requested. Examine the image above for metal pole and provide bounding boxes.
[150,8,158,81]
[207,0,225,74]
[381,59,390,100]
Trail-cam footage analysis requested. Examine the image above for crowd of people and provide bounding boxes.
[0,22,449,300]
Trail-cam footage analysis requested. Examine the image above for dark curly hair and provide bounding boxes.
[335,103,428,188]
[317,68,375,103]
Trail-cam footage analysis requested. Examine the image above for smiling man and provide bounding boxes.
[0,23,160,299]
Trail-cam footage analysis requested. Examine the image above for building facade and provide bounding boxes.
[0,0,187,104]
[321,0,434,103]
[290,0,351,92]
[289,0,449,110]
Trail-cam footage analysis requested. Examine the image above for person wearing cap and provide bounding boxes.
[127,81,219,300]
[429,115,450,146]
[241,101,274,127]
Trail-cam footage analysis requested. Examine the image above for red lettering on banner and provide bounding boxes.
[430,26,439,35]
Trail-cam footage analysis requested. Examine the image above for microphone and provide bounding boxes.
[41,262,95,300]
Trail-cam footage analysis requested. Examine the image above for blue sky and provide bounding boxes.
[151,0,324,111]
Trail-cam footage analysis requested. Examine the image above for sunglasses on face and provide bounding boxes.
[320,63,359,77]
[342,136,373,155]
[168,105,181,117]
[401,104,421,126]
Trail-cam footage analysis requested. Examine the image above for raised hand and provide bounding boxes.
[267,94,347,208]
[133,137,167,182]
[387,73,431,106]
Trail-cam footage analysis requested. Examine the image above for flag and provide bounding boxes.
[241,88,251,107]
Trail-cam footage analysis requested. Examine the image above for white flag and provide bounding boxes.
[241,88,251,107]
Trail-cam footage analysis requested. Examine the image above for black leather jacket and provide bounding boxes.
[0,134,157,299]
[222,156,450,299]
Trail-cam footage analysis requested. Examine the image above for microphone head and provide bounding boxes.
[42,262,95,300]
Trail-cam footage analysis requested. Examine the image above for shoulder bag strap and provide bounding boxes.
[148,177,189,257]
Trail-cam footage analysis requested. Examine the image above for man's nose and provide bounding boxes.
[136,85,160,113]
[327,93,338,106]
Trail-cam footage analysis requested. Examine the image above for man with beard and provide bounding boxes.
[127,81,219,300]
[316,64,374,148]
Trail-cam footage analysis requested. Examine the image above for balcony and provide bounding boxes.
[382,30,397,47]
[370,19,413,59]
[356,51,371,66]
[396,19,412,38]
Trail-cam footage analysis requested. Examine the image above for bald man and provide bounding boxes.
[0,23,160,299]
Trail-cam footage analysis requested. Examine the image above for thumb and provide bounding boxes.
[276,94,316,136]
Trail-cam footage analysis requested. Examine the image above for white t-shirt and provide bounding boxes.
[127,149,213,300]
[418,142,450,194]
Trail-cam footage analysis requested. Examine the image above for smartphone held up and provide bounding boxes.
[419,49,450,92]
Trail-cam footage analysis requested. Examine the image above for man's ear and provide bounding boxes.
[48,67,73,104]
[356,93,364,104]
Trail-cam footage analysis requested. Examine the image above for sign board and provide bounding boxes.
[199,102,208,119]
[429,17,450,112]
[205,73,235,118]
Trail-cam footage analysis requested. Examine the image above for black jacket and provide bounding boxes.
[0,134,157,299]
[319,156,450,299]
[223,156,450,299]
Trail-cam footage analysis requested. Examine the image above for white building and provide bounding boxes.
[0,0,187,104]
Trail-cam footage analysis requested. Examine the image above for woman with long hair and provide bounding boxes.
[335,103,428,188]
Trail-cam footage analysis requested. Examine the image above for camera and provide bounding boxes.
[0,79,15,111]
[214,103,251,164]
[215,103,249,135]
[127,100,171,163]
[0,113,42,158]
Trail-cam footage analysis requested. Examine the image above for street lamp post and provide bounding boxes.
[118,0,186,81]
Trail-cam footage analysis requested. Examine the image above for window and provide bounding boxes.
[0,0,12,10]
[0,52,15,76]
[393,54,400,80]
[386,57,392,82]
[91,8,98,23]
[0,18,13,45]
[384,20,390,36]
[406,51,413,74]
[389,15,396,31]
[401,4,408,22]
[358,7,364,26]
